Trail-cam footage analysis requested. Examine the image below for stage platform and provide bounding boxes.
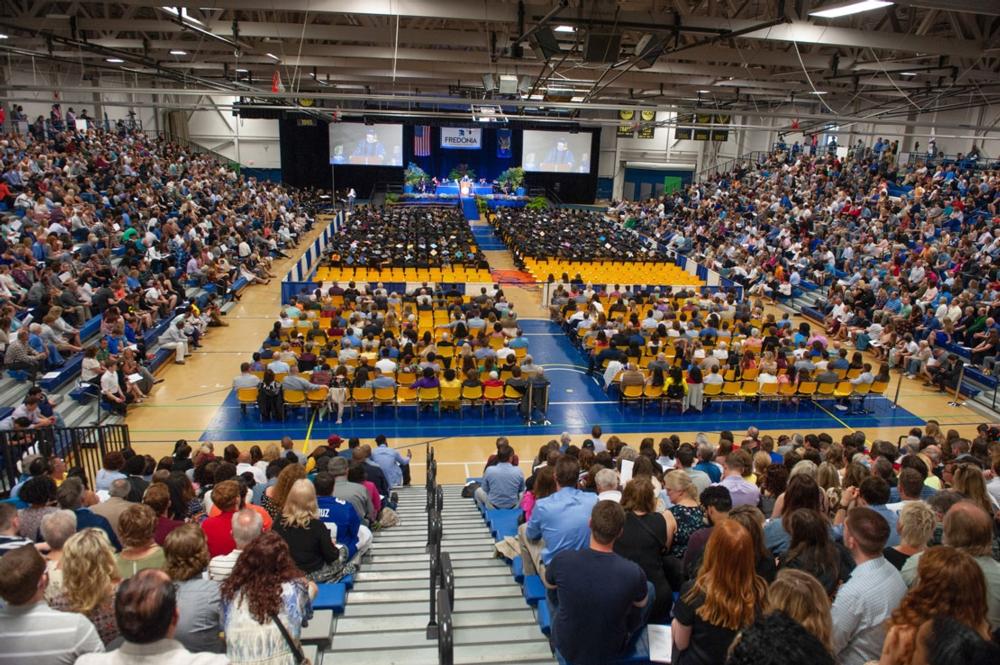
[200,320,924,442]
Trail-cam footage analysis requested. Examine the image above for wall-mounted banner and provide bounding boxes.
[618,109,635,138]
[497,128,512,158]
[638,110,656,139]
[440,127,483,150]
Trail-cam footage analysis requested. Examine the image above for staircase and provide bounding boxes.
[322,484,555,664]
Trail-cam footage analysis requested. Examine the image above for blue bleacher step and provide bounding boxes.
[512,555,525,584]
[536,599,552,636]
[522,575,546,607]
[313,582,347,613]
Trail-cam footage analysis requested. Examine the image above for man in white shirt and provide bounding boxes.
[0,544,105,663]
[159,320,189,364]
[831,508,906,665]
[101,359,127,415]
[595,469,621,502]
[374,349,397,375]
[232,363,261,390]
[208,509,263,581]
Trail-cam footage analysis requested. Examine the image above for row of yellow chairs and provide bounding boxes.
[314,267,493,283]
[250,362,527,384]
[525,259,701,287]
[236,383,527,420]
[617,379,890,414]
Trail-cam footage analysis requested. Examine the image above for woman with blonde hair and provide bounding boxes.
[816,462,842,520]
[273,479,347,582]
[881,546,991,665]
[765,568,833,652]
[663,470,704,560]
[115,503,166,578]
[885,501,935,570]
[163,524,224,653]
[950,463,997,517]
[672,520,768,665]
[262,462,307,521]
[48,528,122,645]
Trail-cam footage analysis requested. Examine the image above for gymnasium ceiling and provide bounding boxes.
[1,1,998,122]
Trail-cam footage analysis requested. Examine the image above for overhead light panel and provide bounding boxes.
[554,25,576,33]
[900,71,917,76]
[498,74,518,95]
[0,34,7,39]
[266,53,280,61]
[235,68,249,73]
[169,49,187,55]
[810,90,828,95]
[106,58,124,63]
[809,1,892,19]
[697,89,711,93]
[570,96,584,102]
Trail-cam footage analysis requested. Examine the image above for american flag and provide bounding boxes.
[414,125,431,157]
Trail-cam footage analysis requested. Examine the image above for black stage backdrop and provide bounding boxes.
[279,116,601,203]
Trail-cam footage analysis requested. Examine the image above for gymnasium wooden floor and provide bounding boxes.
[125,216,993,485]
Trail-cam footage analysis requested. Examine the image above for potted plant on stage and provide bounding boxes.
[499,167,526,197]
[403,163,427,194]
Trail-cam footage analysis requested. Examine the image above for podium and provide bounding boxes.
[460,181,472,197]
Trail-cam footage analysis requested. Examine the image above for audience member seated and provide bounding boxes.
[519,456,598,578]
[76,569,229,665]
[220,532,316,665]
[115,503,166,578]
[672,520,769,665]
[162,525,225,653]
[830,507,907,665]
[208,508,264,582]
[474,443,524,510]
[48,527,122,646]
[544,500,652,665]
[0,543,104,662]
[614,476,673,623]
[273,479,349,583]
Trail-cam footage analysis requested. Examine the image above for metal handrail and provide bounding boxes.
[437,587,454,665]
[440,552,454,609]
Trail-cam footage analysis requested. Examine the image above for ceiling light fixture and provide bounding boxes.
[554,25,576,33]
[0,34,8,39]
[809,1,892,19]
[697,89,711,93]
[899,71,917,76]
[106,58,124,63]
[169,49,187,55]
[235,68,248,73]
[266,52,280,61]
[810,90,828,95]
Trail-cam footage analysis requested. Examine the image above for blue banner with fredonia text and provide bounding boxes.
[497,128,512,158]
[440,127,482,150]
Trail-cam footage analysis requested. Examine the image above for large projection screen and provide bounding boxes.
[521,130,592,173]
[329,123,404,166]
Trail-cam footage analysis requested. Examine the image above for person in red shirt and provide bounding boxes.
[200,479,240,557]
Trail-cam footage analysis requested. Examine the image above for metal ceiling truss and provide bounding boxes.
[0,0,995,126]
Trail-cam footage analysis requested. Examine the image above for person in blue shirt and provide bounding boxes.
[369,434,410,489]
[520,456,598,577]
[474,444,524,509]
[314,471,370,558]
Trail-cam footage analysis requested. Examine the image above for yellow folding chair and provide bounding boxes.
[237,387,259,419]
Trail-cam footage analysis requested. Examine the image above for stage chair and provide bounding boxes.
[418,386,441,417]
[237,387,259,419]
[283,390,307,419]
[461,384,485,417]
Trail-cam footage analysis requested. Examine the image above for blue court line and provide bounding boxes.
[200,319,924,442]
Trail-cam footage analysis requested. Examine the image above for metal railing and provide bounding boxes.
[0,424,131,497]
[437,586,454,665]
